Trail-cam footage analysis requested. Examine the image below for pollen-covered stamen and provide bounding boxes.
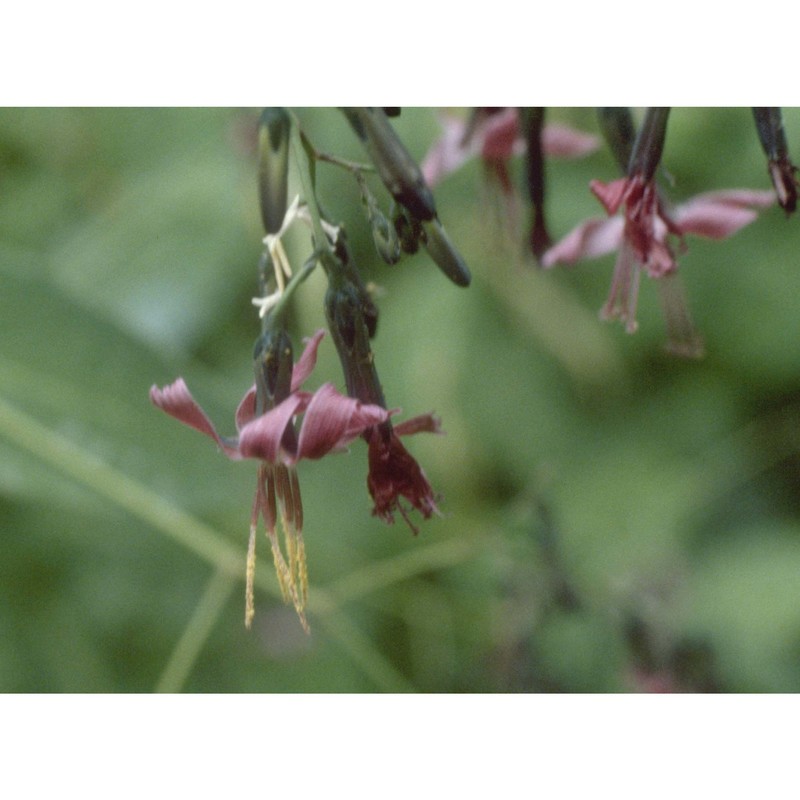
[245,517,258,629]
[260,465,308,631]
[274,463,308,612]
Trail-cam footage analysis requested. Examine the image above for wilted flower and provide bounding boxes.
[150,330,391,630]
[365,415,442,533]
[542,178,775,347]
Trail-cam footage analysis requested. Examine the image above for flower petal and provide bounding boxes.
[290,329,326,393]
[237,392,309,463]
[542,123,600,159]
[673,189,775,239]
[591,177,630,216]
[421,115,475,187]
[235,386,257,431]
[294,383,391,462]
[150,379,242,459]
[541,215,625,267]
[480,108,522,160]
[394,412,443,437]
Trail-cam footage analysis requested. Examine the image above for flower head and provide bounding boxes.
[149,330,389,467]
[542,180,775,349]
[150,330,391,630]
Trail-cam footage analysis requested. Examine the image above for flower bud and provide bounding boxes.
[369,206,402,265]
[421,217,472,287]
[258,107,291,234]
[332,228,379,337]
[253,327,293,413]
[324,274,386,409]
[344,107,437,222]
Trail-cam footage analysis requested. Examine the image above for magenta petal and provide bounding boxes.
[150,379,242,459]
[394,413,443,437]
[591,178,629,215]
[235,386,257,431]
[542,123,600,159]
[294,383,390,462]
[290,329,326,393]
[541,216,625,267]
[673,189,775,239]
[480,108,522,160]
[421,115,473,187]
[237,393,308,463]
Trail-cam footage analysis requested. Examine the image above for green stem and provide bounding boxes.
[268,251,319,323]
[155,566,237,692]
[291,123,332,256]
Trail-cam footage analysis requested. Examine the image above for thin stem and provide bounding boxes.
[268,251,318,322]
[327,535,480,605]
[315,150,376,175]
[291,122,334,255]
[155,566,237,692]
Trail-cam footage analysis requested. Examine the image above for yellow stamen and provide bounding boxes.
[245,522,257,629]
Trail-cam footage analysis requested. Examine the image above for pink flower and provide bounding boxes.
[421,108,599,188]
[542,179,775,342]
[150,330,391,631]
[149,330,390,467]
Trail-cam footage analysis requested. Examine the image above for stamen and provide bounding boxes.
[245,521,257,629]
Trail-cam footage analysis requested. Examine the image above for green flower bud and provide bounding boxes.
[343,107,437,222]
[332,229,379,338]
[370,207,401,265]
[258,107,291,234]
[253,326,293,414]
[324,275,386,408]
[421,217,472,288]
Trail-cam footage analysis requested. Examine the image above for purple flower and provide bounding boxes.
[542,177,775,349]
[150,330,391,630]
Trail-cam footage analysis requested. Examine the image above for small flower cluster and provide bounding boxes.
[151,109,465,631]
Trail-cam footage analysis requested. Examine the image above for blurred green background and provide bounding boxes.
[2,107,800,693]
